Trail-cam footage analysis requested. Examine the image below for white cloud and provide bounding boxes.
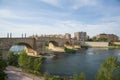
[0,17,120,38]
[40,0,60,6]
[71,0,98,10]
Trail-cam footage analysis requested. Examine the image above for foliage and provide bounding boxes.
[0,58,7,71]
[0,71,7,80]
[87,37,96,41]
[79,73,86,80]
[26,57,34,70]
[7,51,19,66]
[33,57,42,74]
[64,48,76,53]
[98,38,108,42]
[73,73,86,80]
[73,74,79,80]
[44,72,49,80]
[18,51,28,69]
[81,46,88,49]
[95,56,120,80]
[0,54,7,80]
[0,51,2,56]
[18,51,43,74]
[44,73,61,80]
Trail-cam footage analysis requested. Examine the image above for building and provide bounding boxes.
[74,32,80,40]
[64,33,71,39]
[74,32,87,41]
[96,33,119,41]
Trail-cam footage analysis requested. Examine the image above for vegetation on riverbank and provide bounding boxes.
[95,56,120,80]
[81,46,88,49]
[0,51,7,80]
[64,47,76,53]
[109,42,120,49]
[7,51,43,75]
[44,72,86,80]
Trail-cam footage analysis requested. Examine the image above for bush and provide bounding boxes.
[73,73,86,80]
[0,58,7,80]
[64,48,76,53]
[95,57,120,80]
[81,46,88,49]
[18,51,43,74]
[7,51,19,66]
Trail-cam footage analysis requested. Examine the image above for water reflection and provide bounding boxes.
[10,45,25,53]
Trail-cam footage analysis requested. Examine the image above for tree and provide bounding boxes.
[44,72,49,80]
[79,73,86,80]
[0,51,2,57]
[26,57,34,70]
[0,54,7,80]
[98,38,108,42]
[7,51,19,66]
[73,73,86,80]
[73,74,79,80]
[95,57,120,80]
[18,51,28,69]
[33,57,42,74]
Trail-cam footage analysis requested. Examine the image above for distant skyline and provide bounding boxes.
[0,0,120,37]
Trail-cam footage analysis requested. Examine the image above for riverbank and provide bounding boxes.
[5,66,44,80]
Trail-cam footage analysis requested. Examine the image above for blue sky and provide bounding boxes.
[0,0,120,37]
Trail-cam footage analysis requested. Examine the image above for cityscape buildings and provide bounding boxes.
[74,32,87,41]
[96,33,119,41]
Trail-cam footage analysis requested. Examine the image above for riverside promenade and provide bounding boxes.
[5,66,44,80]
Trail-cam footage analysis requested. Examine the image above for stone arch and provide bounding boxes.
[65,41,71,46]
[15,42,33,49]
[11,42,37,56]
[49,41,59,46]
[64,41,73,49]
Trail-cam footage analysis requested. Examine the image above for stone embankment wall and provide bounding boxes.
[85,42,109,47]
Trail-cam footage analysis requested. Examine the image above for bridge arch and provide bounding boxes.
[10,42,37,56]
[49,41,59,46]
[15,42,33,49]
[65,41,71,46]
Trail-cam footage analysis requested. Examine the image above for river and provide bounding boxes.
[10,46,120,80]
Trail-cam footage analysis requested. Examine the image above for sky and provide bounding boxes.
[0,0,120,37]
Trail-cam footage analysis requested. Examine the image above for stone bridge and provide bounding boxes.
[0,37,81,58]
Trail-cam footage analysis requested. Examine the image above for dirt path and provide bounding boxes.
[5,66,44,80]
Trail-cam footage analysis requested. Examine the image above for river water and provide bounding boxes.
[10,46,120,80]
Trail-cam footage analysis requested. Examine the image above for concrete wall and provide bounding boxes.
[85,42,109,47]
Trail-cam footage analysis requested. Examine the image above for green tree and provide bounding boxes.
[26,57,34,70]
[33,57,42,74]
[7,51,19,66]
[0,51,2,57]
[44,72,49,80]
[114,60,120,80]
[73,73,86,80]
[98,38,108,42]
[95,57,120,80]
[0,57,7,80]
[79,73,86,80]
[18,51,28,69]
